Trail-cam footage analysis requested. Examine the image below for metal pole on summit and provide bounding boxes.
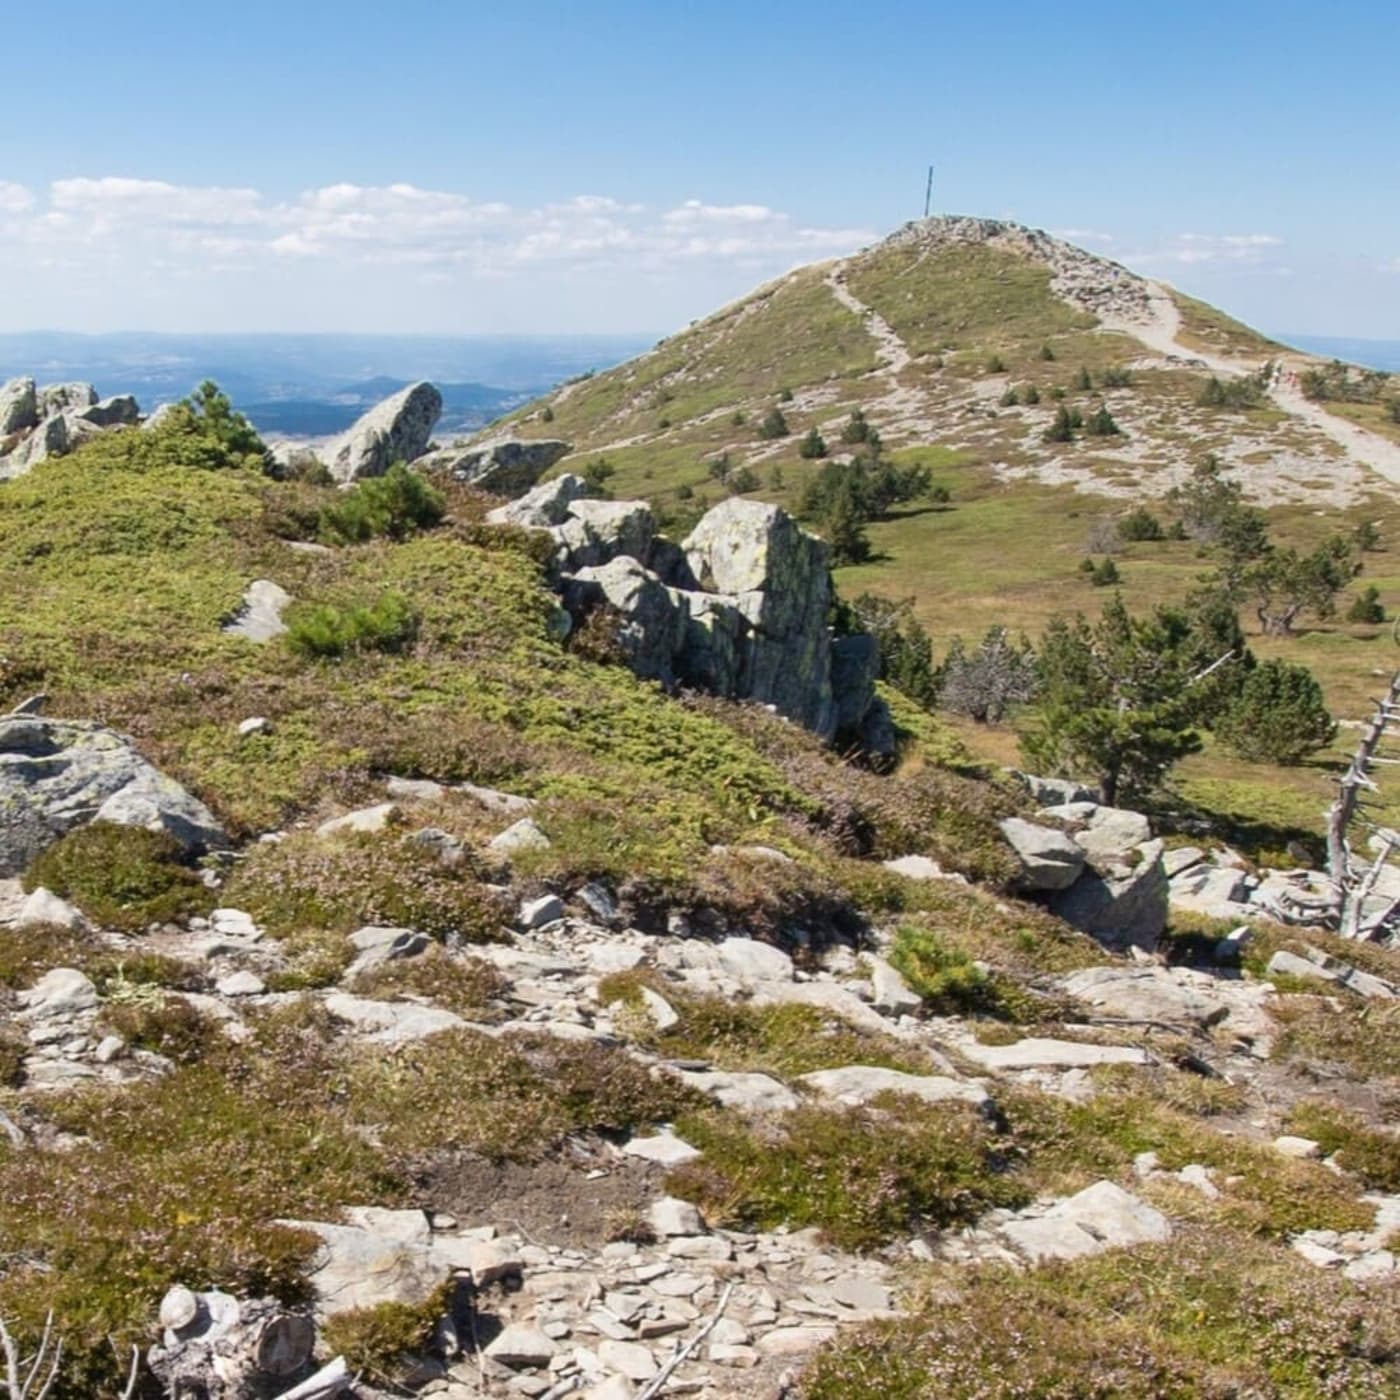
[923,165,934,218]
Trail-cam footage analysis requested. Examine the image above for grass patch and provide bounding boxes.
[1286,1101,1400,1192]
[347,945,506,1019]
[668,1098,1025,1250]
[802,1227,1400,1399]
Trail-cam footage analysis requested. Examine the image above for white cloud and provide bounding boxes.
[1052,227,1115,247]
[0,177,873,282]
[0,181,35,213]
[1129,231,1286,267]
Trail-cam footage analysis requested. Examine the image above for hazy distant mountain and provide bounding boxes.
[0,331,654,437]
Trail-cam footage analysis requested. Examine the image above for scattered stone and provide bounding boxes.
[597,1339,657,1381]
[959,1037,1148,1071]
[866,956,922,1015]
[830,1277,892,1313]
[678,1070,800,1113]
[490,818,552,855]
[322,994,465,1044]
[1012,772,1097,805]
[222,579,293,643]
[216,971,266,997]
[623,1133,702,1167]
[18,967,98,1019]
[754,1326,836,1357]
[484,1324,559,1369]
[1060,966,1231,1029]
[317,803,398,838]
[346,925,429,976]
[520,894,566,929]
[798,1065,989,1108]
[715,936,794,985]
[16,885,85,930]
[387,775,446,802]
[649,1197,705,1238]
[1273,1135,1322,1160]
[999,1181,1171,1262]
[237,716,270,738]
[881,854,946,881]
[461,783,537,817]
[486,472,590,528]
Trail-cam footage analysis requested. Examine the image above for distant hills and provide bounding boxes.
[0,330,654,438]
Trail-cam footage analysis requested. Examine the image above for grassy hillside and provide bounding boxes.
[484,219,1400,851]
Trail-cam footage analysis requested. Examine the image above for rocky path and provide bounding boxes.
[823,269,912,377]
[1103,277,1400,487]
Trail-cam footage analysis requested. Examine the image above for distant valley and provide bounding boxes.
[0,330,654,439]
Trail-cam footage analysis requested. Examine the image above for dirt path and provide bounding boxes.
[825,268,912,376]
[1104,279,1400,486]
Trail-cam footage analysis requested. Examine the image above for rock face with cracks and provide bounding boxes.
[326,381,442,483]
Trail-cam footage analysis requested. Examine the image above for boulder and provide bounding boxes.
[326,382,442,483]
[1040,803,1152,861]
[1061,966,1231,1028]
[0,716,227,875]
[959,1037,1148,1070]
[552,498,656,570]
[682,499,835,735]
[999,817,1086,892]
[419,437,571,493]
[1169,863,1253,918]
[564,557,688,683]
[674,592,747,695]
[678,1070,800,1113]
[999,1181,1171,1262]
[1050,840,1168,954]
[322,994,465,1044]
[75,394,140,428]
[0,376,36,434]
[16,885,86,930]
[1011,771,1098,805]
[486,472,589,527]
[36,382,97,416]
[0,411,96,477]
[829,633,880,734]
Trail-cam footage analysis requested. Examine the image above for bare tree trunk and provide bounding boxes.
[1328,668,1400,938]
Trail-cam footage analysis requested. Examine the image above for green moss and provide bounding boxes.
[22,822,214,932]
[668,1098,1025,1249]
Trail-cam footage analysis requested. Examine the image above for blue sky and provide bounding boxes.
[1,0,1396,337]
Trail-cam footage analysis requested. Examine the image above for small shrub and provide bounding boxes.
[730,410,746,426]
[540,404,554,423]
[1039,344,1056,361]
[319,463,445,544]
[1099,364,1133,389]
[22,823,213,932]
[1117,507,1163,542]
[1286,1102,1400,1192]
[582,458,616,495]
[1073,366,1093,391]
[1346,584,1385,624]
[321,1298,445,1384]
[1044,405,1074,443]
[985,353,1007,373]
[349,946,505,1018]
[888,925,994,1013]
[840,409,870,444]
[757,407,790,440]
[1215,658,1335,765]
[778,386,794,403]
[1021,383,1041,405]
[0,1026,25,1086]
[285,591,419,660]
[1090,557,1120,586]
[798,427,827,459]
[726,466,760,494]
[1085,405,1122,437]
[103,996,218,1066]
[998,386,1020,407]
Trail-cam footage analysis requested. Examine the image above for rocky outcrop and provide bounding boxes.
[481,480,891,752]
[681,499,838,737]
[0,376,37,435]
[487,473,590,528]
[418,436,571,493]
[326,381,442,483]
[0,377,140,480]
[0,716,227,875]
[222,579,292,643]
[1050,839,1169,954]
